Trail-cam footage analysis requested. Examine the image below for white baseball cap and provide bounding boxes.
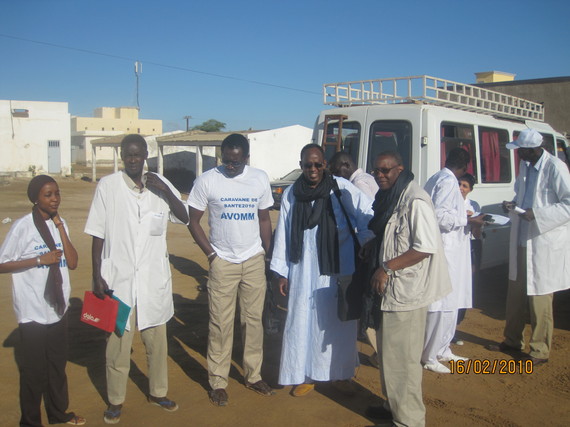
[506,128,543,149]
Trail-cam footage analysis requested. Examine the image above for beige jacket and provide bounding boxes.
[379,181,452,312]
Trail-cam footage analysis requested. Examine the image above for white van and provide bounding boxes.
[313,76,569,268]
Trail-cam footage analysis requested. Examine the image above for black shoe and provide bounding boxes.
[365,405,392,420]
[524,355,548,366]
[485,342,522,352]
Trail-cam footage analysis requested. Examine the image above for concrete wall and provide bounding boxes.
[248,125,312,180]
[476,78,570,136]
[0,100,71,175]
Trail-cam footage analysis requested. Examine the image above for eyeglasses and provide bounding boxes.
[372,165,399,175]
[302,162,324,170]
[222,160,245,168]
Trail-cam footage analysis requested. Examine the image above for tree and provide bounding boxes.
[192,119,226,132]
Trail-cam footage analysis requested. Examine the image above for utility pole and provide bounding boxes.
[134,61,142,110]
[184,115,192,131]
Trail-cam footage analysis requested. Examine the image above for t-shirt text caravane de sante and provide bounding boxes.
[187,165,274,264]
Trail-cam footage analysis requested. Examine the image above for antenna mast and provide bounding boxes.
[134,61,142,110]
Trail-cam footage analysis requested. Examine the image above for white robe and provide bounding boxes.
[270,177,374,385]
[424,168,472,312]
[508,151,570,295]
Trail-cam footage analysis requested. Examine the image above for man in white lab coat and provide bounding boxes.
[487,128,570,365]
[85,134,189,424]
[422,148,484,374]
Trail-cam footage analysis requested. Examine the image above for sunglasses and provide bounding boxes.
[372,165,399,175]
[301,162,324,170]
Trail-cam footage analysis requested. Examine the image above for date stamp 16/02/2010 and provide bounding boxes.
[449,359,534,374]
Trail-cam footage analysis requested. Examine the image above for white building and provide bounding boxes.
[155,124,313,181]
[71,106,162,164]
[0,100,71,176]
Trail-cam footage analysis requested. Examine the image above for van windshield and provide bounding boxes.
[323,121,361,162]
[366,120,412,173]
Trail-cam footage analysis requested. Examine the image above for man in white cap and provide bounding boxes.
[487,128,570,365]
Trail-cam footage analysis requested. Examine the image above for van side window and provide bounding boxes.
[478,127,511,183]
[367,120,412,172]
[323,121,361,162]
[441,122,477,179]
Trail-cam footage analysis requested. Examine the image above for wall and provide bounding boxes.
[0,100,71,175]
[71,106,162,163]
[248,125,312,180]
[475,77,570,136]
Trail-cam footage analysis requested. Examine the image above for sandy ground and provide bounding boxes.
[0,175,569,427]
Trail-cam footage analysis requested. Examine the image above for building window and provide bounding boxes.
[48,140,60,148]
[12,108,29,118]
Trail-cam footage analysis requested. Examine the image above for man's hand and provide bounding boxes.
[145,172,169,193]
[502,201,516,214]
[93,277,110,300]
[370,267,388,295]
[278,277,289,297]
[520,208,535,221]
[40,250,63,266]
[468,213,486,226]
[359,239,376,261]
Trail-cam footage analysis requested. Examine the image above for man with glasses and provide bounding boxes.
[270,144,374,397]
[367,151,450,427]
[187,133,275,406]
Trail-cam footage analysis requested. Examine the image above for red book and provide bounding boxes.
[81,291,119,332]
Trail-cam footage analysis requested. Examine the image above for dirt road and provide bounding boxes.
[0,176,568,426]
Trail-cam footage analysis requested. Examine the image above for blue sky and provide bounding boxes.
[1,0,568,132]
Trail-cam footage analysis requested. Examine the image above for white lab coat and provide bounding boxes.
[509,151,570,295]
[85,172,184,330]
[424,168,472,311]
[270,177,374,385]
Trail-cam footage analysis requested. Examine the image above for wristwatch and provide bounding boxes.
[382,261,394,276]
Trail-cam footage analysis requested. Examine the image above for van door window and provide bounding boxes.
[441,122,477,179]
[478,127,511,183]
[323,121,361,162]
[541,133,555,155]
[367,120,412,173]
[556,138,570,167]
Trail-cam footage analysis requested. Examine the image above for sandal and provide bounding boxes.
[245,380,275,396]
[291,383,315,397]
[103,404,122,425]
[208,388,228,406]
[148,395,179,412]
[66,415,86,426]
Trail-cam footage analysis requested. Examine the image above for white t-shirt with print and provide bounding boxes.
[187,165,274,263]
[0,213,71,324]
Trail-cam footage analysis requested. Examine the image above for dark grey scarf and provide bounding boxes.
[290,171,339,275]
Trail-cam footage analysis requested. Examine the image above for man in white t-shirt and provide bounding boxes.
[187,133,275,406]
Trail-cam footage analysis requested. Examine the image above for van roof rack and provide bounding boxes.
[323,75,544,122]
